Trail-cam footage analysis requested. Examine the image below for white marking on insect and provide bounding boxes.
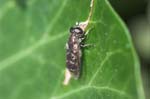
[72,36,76,42]
[73,44,78,49]
[71,53,76,60]
[70,61,75,64]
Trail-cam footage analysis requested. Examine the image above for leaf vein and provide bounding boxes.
[0,32,67,71]
[88,49,123,85]
[51,85,130,99]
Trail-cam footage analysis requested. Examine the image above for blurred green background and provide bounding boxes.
[109,0,150,98]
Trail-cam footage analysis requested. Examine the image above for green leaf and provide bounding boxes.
[0,0,145,99]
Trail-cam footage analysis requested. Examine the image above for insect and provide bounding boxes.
[63,22,89,85]
[63,0,94,85]
[67,24,85,77]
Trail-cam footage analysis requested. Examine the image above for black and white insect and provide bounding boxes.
[63,0,94,85]
[63,22,89,85]
[67,24,85,77]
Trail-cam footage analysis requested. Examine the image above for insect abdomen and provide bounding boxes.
[66,35,81,78]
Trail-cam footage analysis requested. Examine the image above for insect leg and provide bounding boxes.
[80,43,94,48]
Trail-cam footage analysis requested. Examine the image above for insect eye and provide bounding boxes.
[70,27,74,33]
[70,27,83,34]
